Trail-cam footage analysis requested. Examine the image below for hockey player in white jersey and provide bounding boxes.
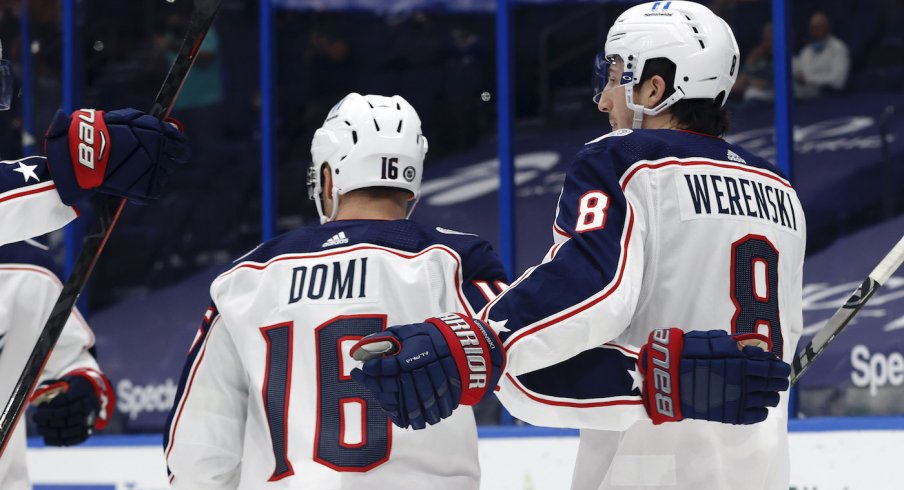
[164,93,507,489]
[0,40,190,246]
[351,2,802,489]
[0,36,186,489]
[0,239,115,489]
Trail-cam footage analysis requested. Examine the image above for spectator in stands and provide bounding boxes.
[732,22,774,108]
[794,11,850,99]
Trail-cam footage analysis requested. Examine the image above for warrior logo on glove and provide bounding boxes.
[350,314,505,429]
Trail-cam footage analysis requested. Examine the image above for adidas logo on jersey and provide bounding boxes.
[322,232,350,248]
[727,150,747,164]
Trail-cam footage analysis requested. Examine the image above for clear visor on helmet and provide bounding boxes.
[592,52,633,104]
[306,163,320,200]
[0,59,12,111]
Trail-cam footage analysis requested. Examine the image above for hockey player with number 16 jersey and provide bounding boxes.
[164,93,507,489]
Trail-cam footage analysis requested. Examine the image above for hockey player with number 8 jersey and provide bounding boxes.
[350,3,803,489]
[164,93,507,489]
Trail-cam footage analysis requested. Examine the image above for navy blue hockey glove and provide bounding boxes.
[31,370,115,446]
[638,328,791,425]
[44,108,189,205]
[350,313,505,430]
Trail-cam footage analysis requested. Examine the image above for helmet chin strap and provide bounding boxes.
[624,85,685,129]
[324,187,341,223]
[405,193,421,219]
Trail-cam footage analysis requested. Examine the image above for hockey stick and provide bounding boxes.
[791,234,904,385]
[0,0,223,451]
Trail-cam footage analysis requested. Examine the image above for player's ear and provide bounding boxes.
[321,163,334,213]
[321,163,332,191]
[643,75,668,108]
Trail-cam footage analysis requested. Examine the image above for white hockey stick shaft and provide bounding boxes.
[791,234,904,385]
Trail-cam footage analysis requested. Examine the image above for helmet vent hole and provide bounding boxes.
[730,55,737,76]
[339,157,345,163]
[344,120,351,126]
[373,119,381,131]
[366,100,374,109]
[683,76,689,82]
[692,26,699,33]
[397,120,403,132]
[698,40,705,49]
[396,102,401,110]
[715,91,726,106]
[352,131,358,144]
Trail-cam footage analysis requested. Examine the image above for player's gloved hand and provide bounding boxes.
[638,328,791,425]
[30,370,115,446]
[44,108,190,205]
[350,313,505,430]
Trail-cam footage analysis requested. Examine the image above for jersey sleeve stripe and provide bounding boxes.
[164,313,220,462]
[603,342,639,357]
[620,158,792,190]
[473,281,497,302]
[501,204,635,353]
[0,181,58,203]
[504,372,642,408]
[478,263,541,322]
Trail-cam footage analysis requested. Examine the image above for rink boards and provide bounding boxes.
[27,418,904,490]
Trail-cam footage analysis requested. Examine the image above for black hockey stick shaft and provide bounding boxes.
[0,0,222,452]
[791,234,904,385]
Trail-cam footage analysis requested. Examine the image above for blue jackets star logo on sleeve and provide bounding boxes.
[12,160,40,183]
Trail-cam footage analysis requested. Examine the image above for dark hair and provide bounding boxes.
[639,58,731,136]
[346,186,411,200]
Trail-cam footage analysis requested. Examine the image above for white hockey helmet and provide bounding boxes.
[596,1,740,128]
[308,92,428,223]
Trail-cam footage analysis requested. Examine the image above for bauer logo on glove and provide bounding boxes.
[70,109,110,185]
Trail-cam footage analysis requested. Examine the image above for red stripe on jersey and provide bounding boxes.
[473,281,497,302]
[620,159,792,190]
[165,316,219,462]
[220,244,473,318]
[505,373,642,408]
[0,181,58,203]
[603,342,639,357]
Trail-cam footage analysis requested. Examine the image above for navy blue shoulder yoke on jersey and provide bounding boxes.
[0,239,62,280]
[234,219,508,313]
[579,129,787,181]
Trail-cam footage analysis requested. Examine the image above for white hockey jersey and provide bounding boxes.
[482,129,806,489]
[165,219,507,489]
[0,157,77,246]
[0,239,111,490]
